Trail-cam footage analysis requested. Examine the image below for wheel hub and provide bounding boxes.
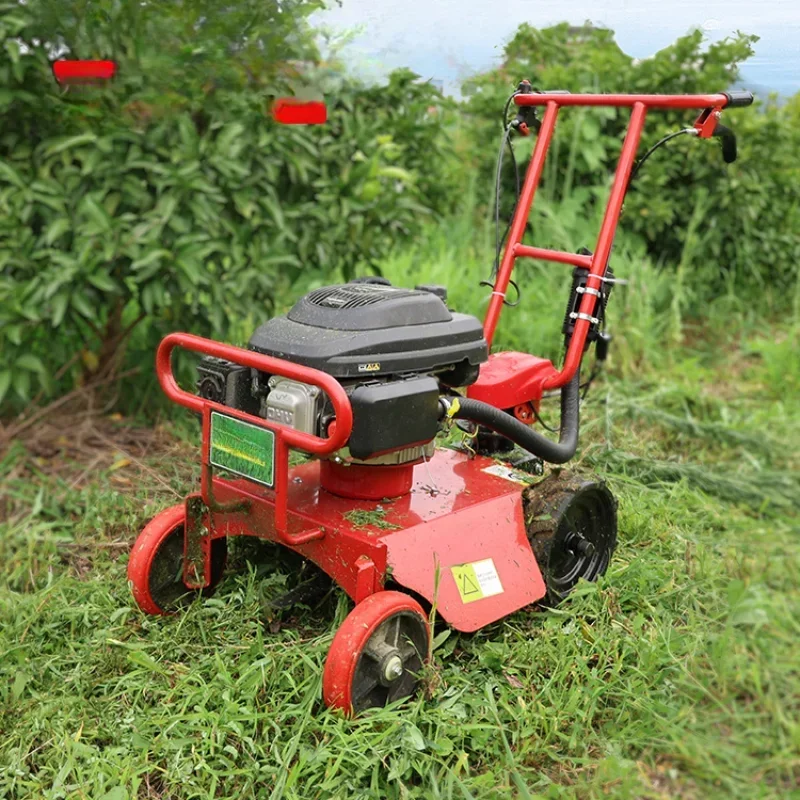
[381,654,404,683]
[564,530,595,557]
[525,473,618,604]
[368,638,406,686]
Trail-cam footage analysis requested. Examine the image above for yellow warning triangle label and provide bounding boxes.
[460,572,480,596]
[451,559,504,604]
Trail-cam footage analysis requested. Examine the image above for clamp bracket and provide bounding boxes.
[570,311,600,325]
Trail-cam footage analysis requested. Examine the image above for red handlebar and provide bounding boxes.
[512,92,750,109]
[156,332,353,455]
[486,90,753,390]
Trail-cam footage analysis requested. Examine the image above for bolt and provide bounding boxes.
[383,655,404,683]
[566,531,595,558]
[576,538,595,557]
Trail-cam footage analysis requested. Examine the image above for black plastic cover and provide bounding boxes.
[196,356,260,416]
[348,377,440,460]
[287,284,450,331]
[249,284,487,380]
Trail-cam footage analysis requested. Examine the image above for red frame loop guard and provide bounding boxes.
[513,93,731,109]
[156,332,353,455]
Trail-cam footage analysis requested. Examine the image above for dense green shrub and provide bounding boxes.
[464,24,800,299]
[0,1,459,408]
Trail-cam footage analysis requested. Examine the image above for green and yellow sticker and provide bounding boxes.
[209,411,275,487]
[451,558,504,604]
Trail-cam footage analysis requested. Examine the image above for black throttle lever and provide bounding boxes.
[712,122,737,164]
[510,80,541,135]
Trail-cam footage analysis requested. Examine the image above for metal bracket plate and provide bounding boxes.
[184,495,211,589]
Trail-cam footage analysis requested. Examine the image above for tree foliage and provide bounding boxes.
[0,1,459,408]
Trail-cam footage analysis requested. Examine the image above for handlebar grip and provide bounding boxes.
[722,90,754,108]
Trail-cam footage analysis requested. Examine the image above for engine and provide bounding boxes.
[197,282,488,467]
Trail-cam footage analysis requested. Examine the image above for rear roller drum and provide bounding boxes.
[525,472,618,605]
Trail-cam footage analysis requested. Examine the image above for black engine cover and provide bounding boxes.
[249,284,487,381]
[349,377,441,460]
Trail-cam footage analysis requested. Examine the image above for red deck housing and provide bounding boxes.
[208,448,546,632]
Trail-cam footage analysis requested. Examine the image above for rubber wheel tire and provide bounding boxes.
[128,504,227,615]
[525,472,618,605]
[323,591,430,715]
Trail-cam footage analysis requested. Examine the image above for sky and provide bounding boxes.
[312,0,800,97]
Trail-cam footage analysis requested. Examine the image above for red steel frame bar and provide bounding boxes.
[514,93,729,109]
[484,101,560,340]
[484,92,730,392]
[156,332,354,543]
[512,245,592,270]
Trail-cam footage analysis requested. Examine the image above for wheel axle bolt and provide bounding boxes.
[576,538,595,557]
[566,532,595,557]
[383,655,404,682]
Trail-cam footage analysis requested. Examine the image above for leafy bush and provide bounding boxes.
[0,1,459,409]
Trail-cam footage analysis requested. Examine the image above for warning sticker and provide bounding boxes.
[481,464,532,485]
[451,558,504,604]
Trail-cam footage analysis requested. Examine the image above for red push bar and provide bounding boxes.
[157,333,354,544]
[483,91,739,391]
[156,332,353,455]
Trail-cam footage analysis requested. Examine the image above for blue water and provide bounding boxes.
[314,1,800,98]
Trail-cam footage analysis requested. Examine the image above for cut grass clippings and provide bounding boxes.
[342,506,402,530]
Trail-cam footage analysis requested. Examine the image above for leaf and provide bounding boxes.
[70,292,96,320]
[504,673,524,690]
[98,787,128,800]
[81,197,112,233]
[4,39,20,64]
[126,649,168,676]
[44,217,71,245]
[51,293,69,327]
[11,672,29,701]
[377,166,414,183]
[215,122,246,157]
[131,249,171,271]
[0,160,25,188]
[16,354,46,374]
[87,271,117,292]
[0,370,12,406]
[43,133,98,157]
[81,350,100,372]
[402,723,427,751]
[12,368,30,401]
[4,325,23,346]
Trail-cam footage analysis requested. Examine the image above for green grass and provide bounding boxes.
[2,204,799,799]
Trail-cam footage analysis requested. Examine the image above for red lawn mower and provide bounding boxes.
[128,86,753,714]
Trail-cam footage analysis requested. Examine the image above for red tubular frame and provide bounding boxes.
[483,92,732,391]
[156,332,354,543]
